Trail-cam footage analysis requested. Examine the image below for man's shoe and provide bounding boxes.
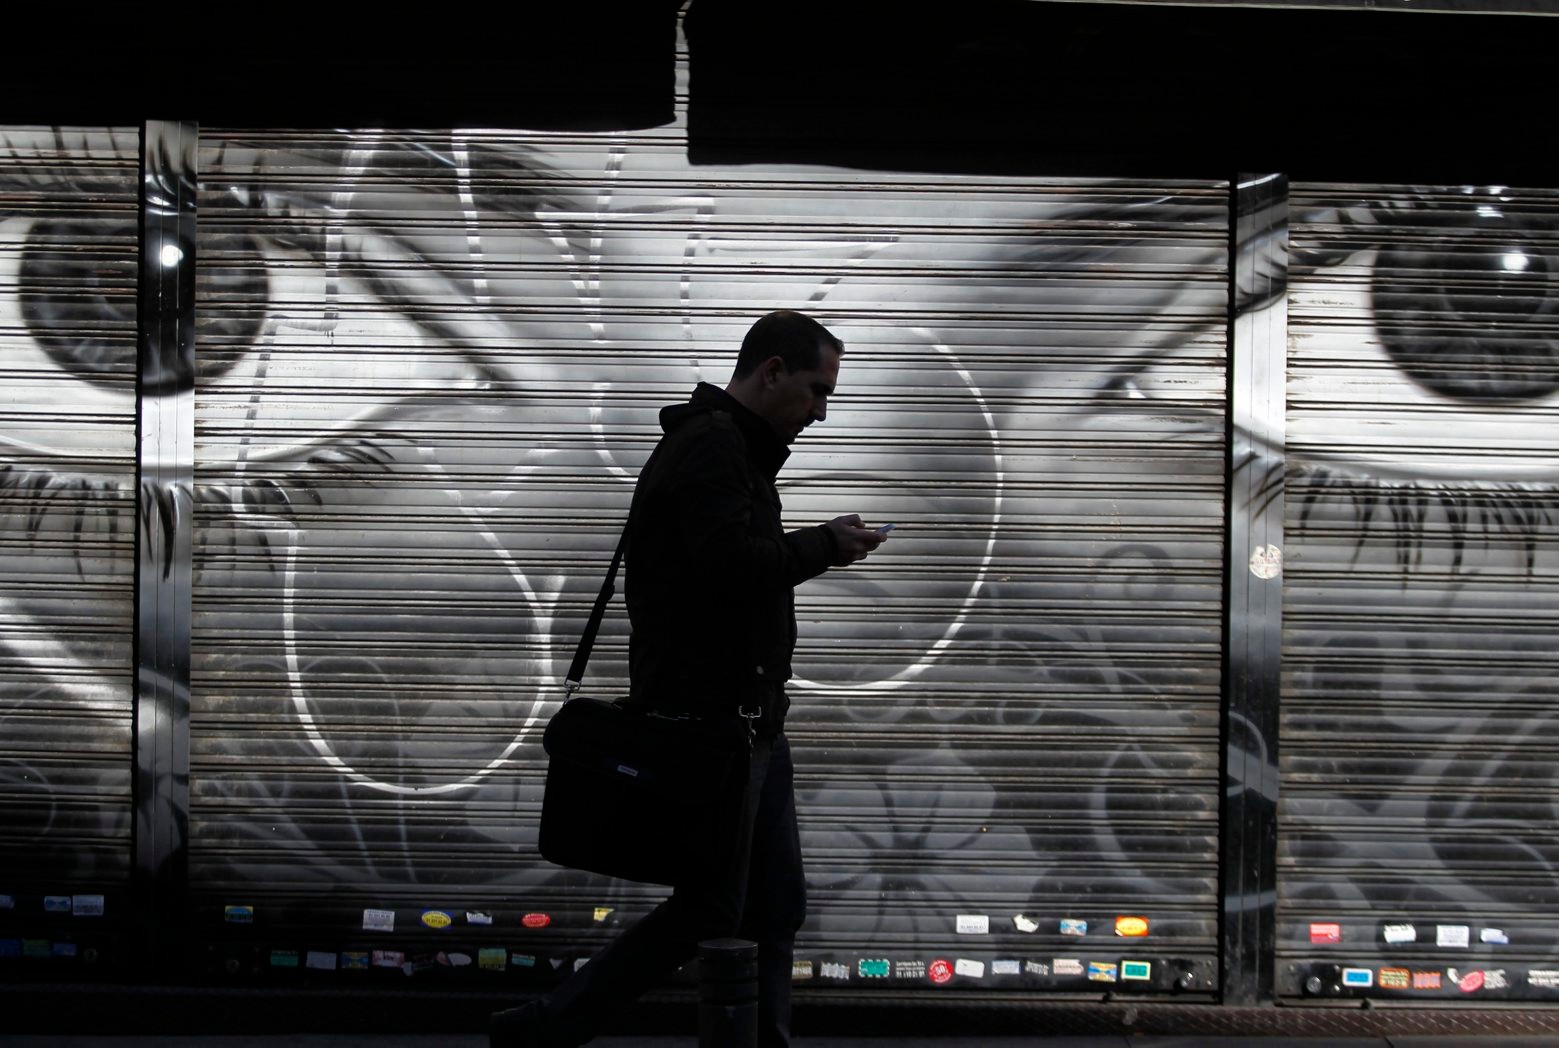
[489,1000,554,1048]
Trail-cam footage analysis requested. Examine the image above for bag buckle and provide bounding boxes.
[563,678,583,698]
[738,704,762,721]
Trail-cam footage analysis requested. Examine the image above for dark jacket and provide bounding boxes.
[625,383,838,725]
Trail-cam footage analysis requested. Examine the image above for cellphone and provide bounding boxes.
[875,523,896,534]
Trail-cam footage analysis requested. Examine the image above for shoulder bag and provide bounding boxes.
[537,527,753,887]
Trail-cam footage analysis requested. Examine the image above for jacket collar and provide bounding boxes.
[690,382,790,478]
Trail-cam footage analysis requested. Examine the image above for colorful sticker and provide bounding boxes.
[1087,961,1119,983]
[305,951,337,971]
[1059,918,1088,937]
[420,910,453,930]
[894,960,926,979]
[1412,970,1442,990]
[991,959,1020,975]
[1378,967,1410,989]
[1481,928,1509,945]
[1527,970,1559,990]
[1054,958,1084,976]
[1012,914,1039,933]
[956,914,989,935]
[371,950,404,968]
[43,896,71,913]
[819,962,849,980]
[51,942,77,958]
[1025,960,1051,976]
[954,958,985,978]
[1122,961,1151,981]
[929,959,954,984]
[1115,916,1149,937]
[71,895,104,917]
[1437,925,1470,948]
[224,905,255,924]
[362,908,395,932]
[511,953,536,968]
[857,958,890,978]
[270,950,300,968]
[791,960,814,980]
[1383,923,1416,944]
[466,911,494,926]
[1341,967,1374,988]
[478,948,507,971]
[521,913,551,929]
[341,952,370,971]
[592,908,614,923]
[1309,922,1341,945]
[1454,968,1485,993]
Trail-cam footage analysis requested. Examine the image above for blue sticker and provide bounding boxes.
[0,939,21,958]
[1342,967,1374,988]
[341,951,370,971]
[1059,918,1088,936]
[1122,960,1152,981]
[71,895,104,917]
[51,942,78,958]
[43,896,71,913]
[224,905,255,924]
[511,953,537,968]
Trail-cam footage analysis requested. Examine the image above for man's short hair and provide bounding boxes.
[732,310,845,379]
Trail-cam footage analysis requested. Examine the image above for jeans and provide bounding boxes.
[541,732,807,1047]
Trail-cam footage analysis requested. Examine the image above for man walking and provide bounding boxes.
[491,310,886,1047]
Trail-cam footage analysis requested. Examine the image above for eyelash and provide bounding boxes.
[1294,464,1557,575]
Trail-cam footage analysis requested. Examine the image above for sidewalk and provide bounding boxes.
[5,1036,1559,1046]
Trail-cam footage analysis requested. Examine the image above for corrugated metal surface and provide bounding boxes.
[1279,183,1559,1000]
[0,127,138,947]
[186,124,1229,992]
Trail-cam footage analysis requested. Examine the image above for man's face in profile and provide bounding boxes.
[762,346,841,444]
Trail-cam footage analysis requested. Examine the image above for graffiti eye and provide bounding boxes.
[17,214,271,395]
[1372,218,1558,402]
[16,214,137,390]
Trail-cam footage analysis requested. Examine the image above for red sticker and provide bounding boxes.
[1458,970,1484,993]
[1309,922,1341,945]
[928,959,954,984]
[521,913,551,929]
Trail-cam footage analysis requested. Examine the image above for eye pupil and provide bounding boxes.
[19,217,138,389]
[19,219,269,394]
[1372,235,1558,403]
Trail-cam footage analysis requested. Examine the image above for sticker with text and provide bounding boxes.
[362,908,395,932]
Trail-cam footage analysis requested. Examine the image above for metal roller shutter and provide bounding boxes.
[1280,183,1559,1002]
[189,124,1228,995]
[0,127,139,967]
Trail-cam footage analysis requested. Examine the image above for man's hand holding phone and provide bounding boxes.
[825,514,890,565]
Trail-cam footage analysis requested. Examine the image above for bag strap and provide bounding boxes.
[563,525,629,695]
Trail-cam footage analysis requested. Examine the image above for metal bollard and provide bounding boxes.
[697,937,758,1048]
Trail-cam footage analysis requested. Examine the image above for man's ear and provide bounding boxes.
[761,356,787,387]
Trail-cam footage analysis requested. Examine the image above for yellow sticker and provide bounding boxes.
[593,907,614,923]
[1116,915,1149,937]
[421,910,453,929]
